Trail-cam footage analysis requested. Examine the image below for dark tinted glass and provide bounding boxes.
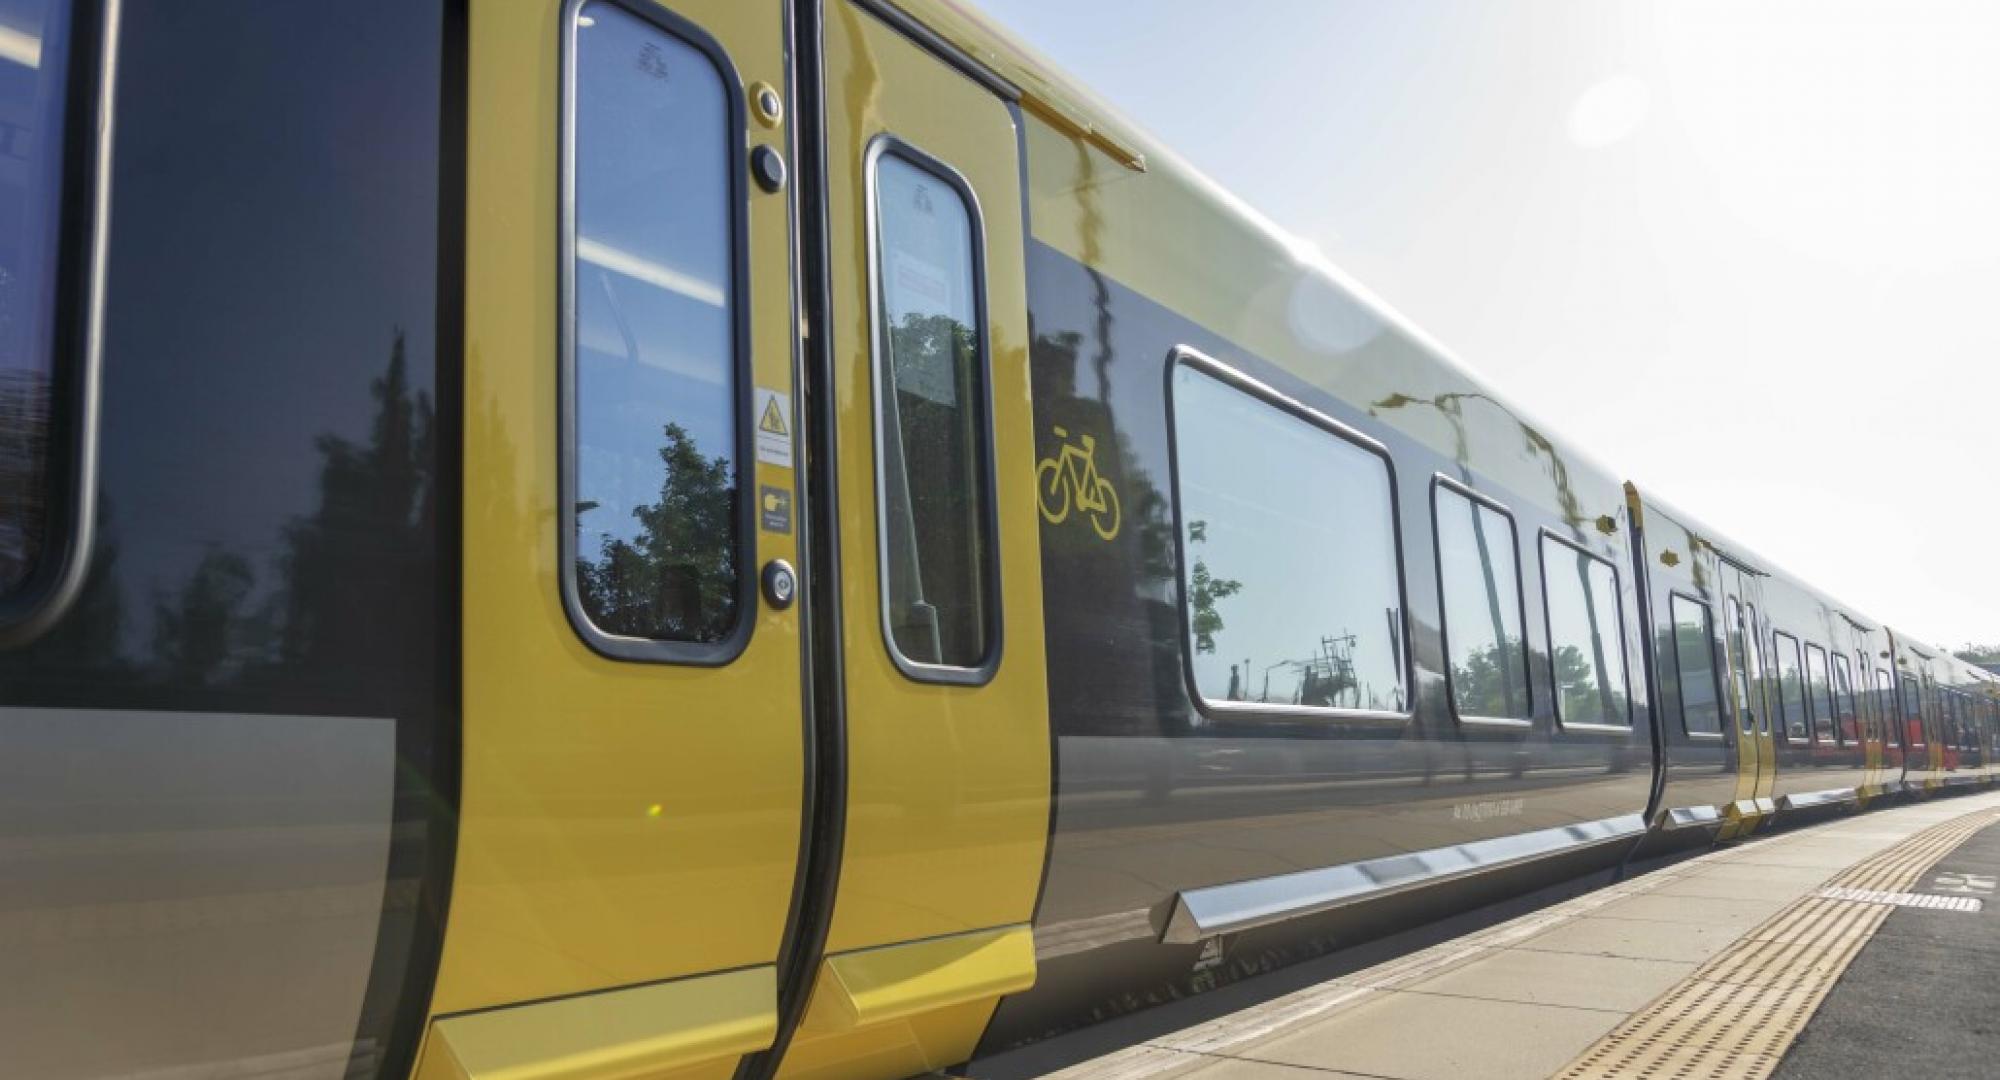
[1435,485,1527,720]
[1772,631,1805,742]
[0,0,72,595]
[873,150,993,670]
[0,4,448,1076]
[1541,537,1628,725]
[571,3,742,645]
[1670,595,1720,735]
[1172,363,1405,713]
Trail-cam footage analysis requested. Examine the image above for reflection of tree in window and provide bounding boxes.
[1454,639,1528,717]
[576,423,735,642]
[1185,519,1239,657]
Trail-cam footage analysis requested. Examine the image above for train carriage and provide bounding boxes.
[0,2,1989,1079]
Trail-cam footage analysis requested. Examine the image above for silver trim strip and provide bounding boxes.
[1776,787,1860,811]
[1662,804,1723,830]
[1161,813,1646,944]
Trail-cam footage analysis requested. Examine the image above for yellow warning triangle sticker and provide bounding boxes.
[759,396,788,436]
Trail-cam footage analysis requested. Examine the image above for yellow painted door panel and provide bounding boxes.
[1719,565,1776,838]
[773,3,1052,1076]
[424,1,805,1077]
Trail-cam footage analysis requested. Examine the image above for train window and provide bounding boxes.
[1831,651,1857,747]
[870,142,997,677]
[1803,643,1835,744]
[1900,675,1926,748]
[1170,356,1406,715]
[565,2,750,656]
[1432,481,1529,722]
[1669,595,1722,735]
[1539,534,1630,727]
[0,0,76,599]
[1772,632,1807,743]
[1876,668,1897,748]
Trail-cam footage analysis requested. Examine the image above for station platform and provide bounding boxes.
[1020,791,2000,1080]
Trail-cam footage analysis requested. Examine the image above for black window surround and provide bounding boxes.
[863,133,1003,686]
[557,0,757,665]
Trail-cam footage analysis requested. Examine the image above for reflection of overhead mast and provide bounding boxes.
[1295,631,1359,710]
[1838,611,1877,634]
[1696,536,1769,578]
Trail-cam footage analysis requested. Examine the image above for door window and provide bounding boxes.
[567,1,750,656]
[869,143,997,677]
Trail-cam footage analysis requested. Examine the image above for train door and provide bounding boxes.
[414,3,812,1079]
[1718,564,1776,834]
[754,3,1053,1077]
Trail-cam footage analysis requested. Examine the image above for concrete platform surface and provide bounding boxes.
[1027,790,2000,1080]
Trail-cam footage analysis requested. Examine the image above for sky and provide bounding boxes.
[972,0,2000,653]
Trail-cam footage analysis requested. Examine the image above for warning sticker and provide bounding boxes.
[753,386,792,469]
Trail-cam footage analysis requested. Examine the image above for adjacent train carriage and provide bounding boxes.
[0,2,1989,1079]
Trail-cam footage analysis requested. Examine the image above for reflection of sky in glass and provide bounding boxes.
[1173,365,1404,713]
[877,154,975,404]
[0,0,63,376]
[1671,596,1720,734]
[1543,540,1627,724]
[0,0,66,592]
[1436,488,1526,719]
[574,4,735,553]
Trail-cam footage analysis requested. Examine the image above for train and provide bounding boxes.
[0,1,1992,1079]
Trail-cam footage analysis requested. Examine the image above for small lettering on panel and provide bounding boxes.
[1452,798,1525,823]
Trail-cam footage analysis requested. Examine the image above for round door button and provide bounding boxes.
[762,559,797,610]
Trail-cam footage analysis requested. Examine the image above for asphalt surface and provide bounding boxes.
[1773,813,2000,1080]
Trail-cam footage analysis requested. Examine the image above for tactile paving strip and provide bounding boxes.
[1555,808,2000,1080]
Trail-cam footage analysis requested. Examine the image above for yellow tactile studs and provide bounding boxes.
[1556,808,2000,1079]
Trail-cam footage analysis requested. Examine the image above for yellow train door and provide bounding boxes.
[417,3,811,1078]
[1718,562,1777,836]
[758,3,1053,1078]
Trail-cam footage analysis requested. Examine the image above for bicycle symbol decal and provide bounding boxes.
[1036,425,1121,541]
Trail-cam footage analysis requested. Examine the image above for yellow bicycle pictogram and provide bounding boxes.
[1036,425,1121,541]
